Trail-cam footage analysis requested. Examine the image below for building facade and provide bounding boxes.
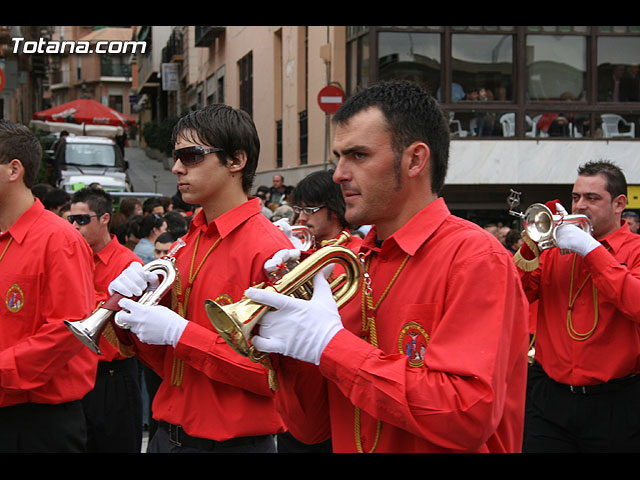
[138,25,640,225]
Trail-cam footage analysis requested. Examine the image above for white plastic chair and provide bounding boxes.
[601,114,636,138]
[500,113,515,137]
[449,112,468,137]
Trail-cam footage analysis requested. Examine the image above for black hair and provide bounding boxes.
[333,80,450,194]
[171,104,260,193]
[128,214,166,240]
[292,169,348,228]
[577,160,627,200]
[0,120,43,188]
[70,186,113,217]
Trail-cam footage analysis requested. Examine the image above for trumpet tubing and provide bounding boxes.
[64,258,177,355]
[205,233,363,363]
[511,203,592,251]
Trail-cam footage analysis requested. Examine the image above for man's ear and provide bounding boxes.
[228,150,248,174]
[6,158,25,183]
[405,142,430,179]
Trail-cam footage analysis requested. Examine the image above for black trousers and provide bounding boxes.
[0,400,87,452]
[148,423,277,453]
[523,362,640,453]
[81,357,143,453]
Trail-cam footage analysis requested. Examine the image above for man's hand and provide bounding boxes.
[108,262,159,297]
[245,268,343,365]
[115,299,188,347]
[555,224,600,257]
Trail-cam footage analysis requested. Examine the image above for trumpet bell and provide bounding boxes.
[64,257,178,355]
[521,203,592,250]
[205,239,363,362]
[65,308,114,355]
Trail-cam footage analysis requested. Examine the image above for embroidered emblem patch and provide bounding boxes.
[398,321,429,367]
[214,294,233,306]
[5,284,24,313]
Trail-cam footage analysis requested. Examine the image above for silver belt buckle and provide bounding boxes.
[168,424,183,446]
[570,385,586,394]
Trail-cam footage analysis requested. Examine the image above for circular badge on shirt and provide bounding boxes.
[214,294,234,306]
[398,321,429,368]
[5,284,24,313]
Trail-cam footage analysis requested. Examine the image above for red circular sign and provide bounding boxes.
[317,85,344,114]
[0,68,5,94]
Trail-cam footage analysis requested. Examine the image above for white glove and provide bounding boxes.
[246,267,343,365]
[115,298,188,347]
[555,224,600,257]
[264,248,301,275]
[273,218,304,250]
[555,202,569,216]
[108,262,160,297]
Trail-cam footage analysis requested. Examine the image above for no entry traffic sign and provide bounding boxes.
[317,85,344,114]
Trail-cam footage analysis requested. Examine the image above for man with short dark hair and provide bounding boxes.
[0,120,97,452]
[69,186,144,453]
[516,160,640,452]
[246,81,529,453]
[292,169,361,250]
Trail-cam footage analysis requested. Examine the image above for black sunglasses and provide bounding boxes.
[68,214,100,226]
[173,146,224,166]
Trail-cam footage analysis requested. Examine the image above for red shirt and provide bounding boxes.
[130,198,291,441]
[0,199,97,406]
[519,221,640,385]
[274,198,530,452]
[93,234,142,361]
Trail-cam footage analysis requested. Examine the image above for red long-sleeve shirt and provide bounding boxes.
[519,221,640,386]
[128,198,292,441]
[0,199,97,407]
[93,234,142,361]
[274,198,530,452]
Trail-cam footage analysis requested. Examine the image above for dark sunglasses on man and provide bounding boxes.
[67,214,101,226]
[173,146,224,167]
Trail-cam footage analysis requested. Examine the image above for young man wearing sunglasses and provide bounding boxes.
[0,120,97,452]
[68,186,144,453]
[107,104,294,453]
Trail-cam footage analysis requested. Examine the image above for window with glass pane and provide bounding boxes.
[526,35,586,101]
[451,34,513,102]
[377,32,440,96]
[597,36,640,102]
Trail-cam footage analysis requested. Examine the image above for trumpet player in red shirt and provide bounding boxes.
[516,160,640,453]
[108,105,292,453]
[246,81,530,453]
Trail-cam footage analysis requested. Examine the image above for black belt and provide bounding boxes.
[555,373,640,395]
[159,422,271,450]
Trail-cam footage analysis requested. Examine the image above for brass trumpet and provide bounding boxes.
[204,231,363,363]
[507,189,592,251]
[64,258,177,355]
[290,225,315,250]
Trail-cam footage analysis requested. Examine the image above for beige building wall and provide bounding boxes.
[177,26,347,189]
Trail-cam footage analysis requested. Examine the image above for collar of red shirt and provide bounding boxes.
[360,197,450,256]
[94,234,121,265]
[188,197,262,239]
[3,198,45,244]
[598,219,632,254]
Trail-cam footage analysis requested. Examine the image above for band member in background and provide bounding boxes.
[69,186,144,453]
[108,104,292,453]
[0,120,97,452]
[516,160,640,452]
[245,81,530,453]
[292,169,362,252]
